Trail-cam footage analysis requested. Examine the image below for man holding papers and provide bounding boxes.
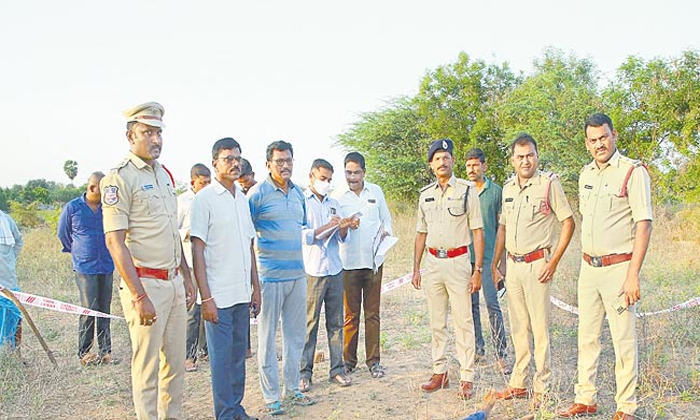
[299,159,354,392]
[332,152,393,379]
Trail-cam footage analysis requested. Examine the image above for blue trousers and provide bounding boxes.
[75,272,113,357]
[470,261,507,359]
[205,302,250,420]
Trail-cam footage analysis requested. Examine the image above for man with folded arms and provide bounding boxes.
[558,113,652,420]
[492,133,574,410]
[102,101,195,420]
[412,139,484,400]
[190,137,261,420]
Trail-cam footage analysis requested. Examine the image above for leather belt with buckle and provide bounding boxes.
[135,266,179,281]
[508,248,547,264]
[428,246,468,259]
[583,253,633,268]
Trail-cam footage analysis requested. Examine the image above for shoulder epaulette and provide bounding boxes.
[618,160,648,198]
[110,158,130,173]
[420,182,436,193]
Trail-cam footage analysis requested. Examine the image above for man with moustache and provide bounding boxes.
[558,114,652,420]
[248,141,315,415]
[58,171,117,366]
[464,148,510,375]
[178,163,212,372]
[190,137,261,420]
[101,102,196,420]
[331,151,393,379]
[299,159,353,392]
[412,139,484,400]
[492,133,574,410]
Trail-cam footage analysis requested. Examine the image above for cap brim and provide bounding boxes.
[133,118,165,128]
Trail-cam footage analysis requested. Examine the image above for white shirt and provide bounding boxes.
[189,179,255,308]
[331,181,393,270]
[176,188,195,267]
[301,189,344,277]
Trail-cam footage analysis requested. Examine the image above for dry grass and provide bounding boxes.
[0,207,698,419]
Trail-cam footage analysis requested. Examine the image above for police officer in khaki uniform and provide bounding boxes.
[102,102,196,420]
[558,114,652,420]
[492,133,574,409]
[412,139,484,400]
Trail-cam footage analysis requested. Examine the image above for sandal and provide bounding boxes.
[285,391,316,406]
[369,362,385,379]
[265,401,285,416]
[299,377,312,393]
[330,372,352,387]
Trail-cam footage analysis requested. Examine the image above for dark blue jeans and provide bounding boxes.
[75,272,113,357]
[205,302,250,420]
[186,303,207,360]
[471,261,508,359]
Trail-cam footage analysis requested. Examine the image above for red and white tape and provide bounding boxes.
[4,270,696,322]
[0,286,123,320]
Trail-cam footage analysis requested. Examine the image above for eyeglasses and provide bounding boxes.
[218,155,242,163]
[271,158,294,167]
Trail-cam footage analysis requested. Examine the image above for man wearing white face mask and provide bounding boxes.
[299,159,354,392]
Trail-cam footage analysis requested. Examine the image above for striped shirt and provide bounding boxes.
[248,175,307,283]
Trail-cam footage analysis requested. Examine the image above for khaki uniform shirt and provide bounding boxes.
[579,150,653,256]
[101,152,181,270]
[500,170,573,255]
[417,175,483,249]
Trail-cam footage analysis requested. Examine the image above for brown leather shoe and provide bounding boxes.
[611,411,635,420]
[495,386,528,400]
[457,381,473,399]
[420,373,449,392]
[557,403,598,418]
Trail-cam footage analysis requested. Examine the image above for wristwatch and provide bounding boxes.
[474,266,483,273]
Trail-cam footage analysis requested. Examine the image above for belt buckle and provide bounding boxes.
[590,256,603,267]
[513,254,525,263]
[436,249,448,259]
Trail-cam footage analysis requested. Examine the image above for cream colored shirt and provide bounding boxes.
[101,152,181,270]
[417,175,483,249]
[500,170,573,255]
[579,150,653,256]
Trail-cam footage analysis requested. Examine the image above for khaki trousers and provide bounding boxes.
[424,253,475,382]
[575,260,637,415]
[120,275,187,420]
[505,256,551,393]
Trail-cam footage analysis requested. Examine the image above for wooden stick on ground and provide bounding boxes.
[1,288,58,368]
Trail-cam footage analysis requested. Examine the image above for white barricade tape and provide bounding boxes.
[249,269,425,325]
[550,295,699,318]
[0,286,123,319]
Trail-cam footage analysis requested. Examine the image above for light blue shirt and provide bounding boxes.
[0,211,23,290]
[248,175,307,283]
[302,189,345,277]
[331,181,392,270]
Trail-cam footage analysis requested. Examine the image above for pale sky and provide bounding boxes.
[0,0,696,189]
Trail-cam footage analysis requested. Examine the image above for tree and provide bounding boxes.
[337,98,429,202]
[64,160,78,185]
[603,50,700,203]
[496,48,603,195]
[416,52,520,183]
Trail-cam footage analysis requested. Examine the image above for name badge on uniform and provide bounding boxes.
[584,185,593,189]
[425,197,435,202]
[142,184,155,191]
[505,197,514,203]
[330,207,336,215]
[368,198,376,204]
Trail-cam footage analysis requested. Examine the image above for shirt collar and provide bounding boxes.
[211,178,240,195]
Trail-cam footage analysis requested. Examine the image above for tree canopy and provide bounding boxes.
[337,49,699,204]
